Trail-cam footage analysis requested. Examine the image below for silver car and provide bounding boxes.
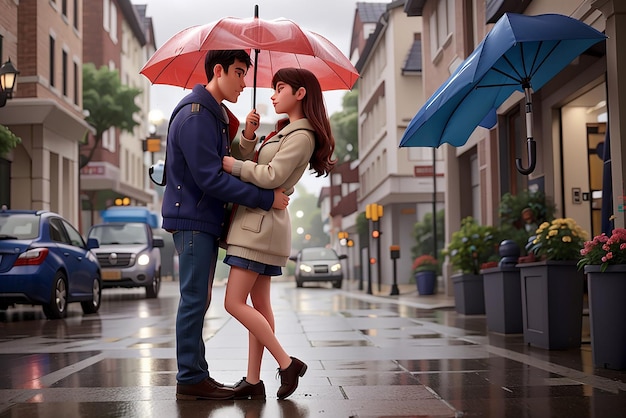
[290,247,347,288]
[87,222,164,298]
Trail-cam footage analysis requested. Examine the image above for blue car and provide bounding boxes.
[0,209,102,319]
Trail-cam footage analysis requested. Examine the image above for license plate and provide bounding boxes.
[102,270,121,280]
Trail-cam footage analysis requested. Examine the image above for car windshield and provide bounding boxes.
[0,214,39,240]
[300,248,338,261]
[89,223,148,245]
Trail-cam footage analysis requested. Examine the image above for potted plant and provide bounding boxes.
[578,228,626,369]
[498,190,556,254]
[481,239,523,334]
[412,254,439,295]
[518,217,589,349]
[443,217,497,314]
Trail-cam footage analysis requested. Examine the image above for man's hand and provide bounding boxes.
[272,188,289,210]
[222,156,235,173]
[242,110,260,140]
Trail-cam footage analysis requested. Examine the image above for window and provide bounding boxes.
[62,49,68,96]
[49,221,65,243]
[429,0,455,59]
[61,0,67,17]
[61,219,86,248]
[73,0,79,29]
[102,127,116,152]
[109,2,118,43]
[49,35,56,88]
[73,61,79,104]
[103,0,110,31]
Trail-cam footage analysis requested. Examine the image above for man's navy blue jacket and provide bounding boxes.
[161,84,273,236]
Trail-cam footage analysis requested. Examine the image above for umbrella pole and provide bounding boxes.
[516,85,537,175]
[253,49,259,109]
[252,4,259,110]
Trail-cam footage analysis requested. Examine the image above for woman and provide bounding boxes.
[221,67,335,400]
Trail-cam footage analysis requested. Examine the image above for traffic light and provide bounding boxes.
[365,203,383,221]
[366,203,383,239]
[338,231,349,246]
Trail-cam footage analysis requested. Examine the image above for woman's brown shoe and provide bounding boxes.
[276,357,307,399]
[233,377,266,400]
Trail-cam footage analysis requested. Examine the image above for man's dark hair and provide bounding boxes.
[205,50,252,83]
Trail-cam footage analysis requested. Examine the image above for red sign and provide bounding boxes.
[414,166,434,177]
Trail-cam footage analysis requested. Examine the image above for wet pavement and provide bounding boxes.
[0,277,625,417]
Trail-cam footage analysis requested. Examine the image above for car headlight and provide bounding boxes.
[299,263,313,273]
[330,263,342,272]
[137,253,151,266]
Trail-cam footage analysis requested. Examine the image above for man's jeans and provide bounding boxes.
[173,230,219,384]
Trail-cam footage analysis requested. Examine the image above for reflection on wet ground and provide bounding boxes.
[0,279,624,417]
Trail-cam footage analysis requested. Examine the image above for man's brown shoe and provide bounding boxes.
[233,377,266,400]
[176,378,235,400]
[277,357,307,399]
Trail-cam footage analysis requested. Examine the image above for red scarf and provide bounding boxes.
[254,118,289,162]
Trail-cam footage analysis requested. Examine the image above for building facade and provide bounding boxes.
[0,0,91,227]
[404,0,624,295]
[0,0,155,233]
[353,1,445,287]
[80,0,156,229]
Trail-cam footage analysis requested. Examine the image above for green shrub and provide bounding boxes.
[443,216,498,274]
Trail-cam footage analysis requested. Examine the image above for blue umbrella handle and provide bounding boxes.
[516,138,536,175]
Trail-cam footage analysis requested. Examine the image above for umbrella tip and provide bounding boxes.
[254,4,258,18]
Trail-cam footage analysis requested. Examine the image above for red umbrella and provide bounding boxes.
[140,7,359,107]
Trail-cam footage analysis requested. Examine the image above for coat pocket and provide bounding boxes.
[241,208,264,233]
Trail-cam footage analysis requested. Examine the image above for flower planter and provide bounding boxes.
[481,265,522,334]
[415,271,436,295]
[585,265,626,370]
[451,273,485,315]
[517,260,584,350]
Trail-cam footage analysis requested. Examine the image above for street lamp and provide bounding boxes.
[0,59,20,108]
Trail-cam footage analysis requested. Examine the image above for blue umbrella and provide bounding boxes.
[399,13,606,175]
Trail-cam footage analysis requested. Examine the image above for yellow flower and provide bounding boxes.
[562,236,572,242]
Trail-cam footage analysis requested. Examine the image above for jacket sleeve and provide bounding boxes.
[231,132,257,161]
[178,113,274,211]
[238,131,315,189]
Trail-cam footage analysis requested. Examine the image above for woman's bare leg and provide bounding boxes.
[224,266,291,371]
[245,274,274,383]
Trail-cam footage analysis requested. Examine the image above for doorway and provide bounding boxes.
[560,82,607,237]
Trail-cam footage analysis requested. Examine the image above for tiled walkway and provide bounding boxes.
[0,278,624,417]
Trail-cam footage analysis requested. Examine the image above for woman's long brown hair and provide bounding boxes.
[271,68,336,177]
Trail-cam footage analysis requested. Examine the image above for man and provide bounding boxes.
[161,50,289,401]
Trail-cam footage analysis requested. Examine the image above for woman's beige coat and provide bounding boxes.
[226,118,316,266]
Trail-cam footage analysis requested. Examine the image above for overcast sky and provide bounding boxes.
[134,0,386,193]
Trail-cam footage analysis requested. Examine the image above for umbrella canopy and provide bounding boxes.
[140,13,359,101]
[399,13,606,174]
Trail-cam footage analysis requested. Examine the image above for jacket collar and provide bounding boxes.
[276,118,315,138]
[190,84,239,139]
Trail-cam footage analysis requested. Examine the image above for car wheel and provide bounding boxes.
[81,276,102,314]
[43,271,68,319]
[333,280,342,289]
[145,267,161,299]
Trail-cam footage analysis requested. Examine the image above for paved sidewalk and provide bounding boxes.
[1,278,625,417]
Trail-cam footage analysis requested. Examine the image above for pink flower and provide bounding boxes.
[578,228,626,269]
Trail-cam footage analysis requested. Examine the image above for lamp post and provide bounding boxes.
[0,59,20,108]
